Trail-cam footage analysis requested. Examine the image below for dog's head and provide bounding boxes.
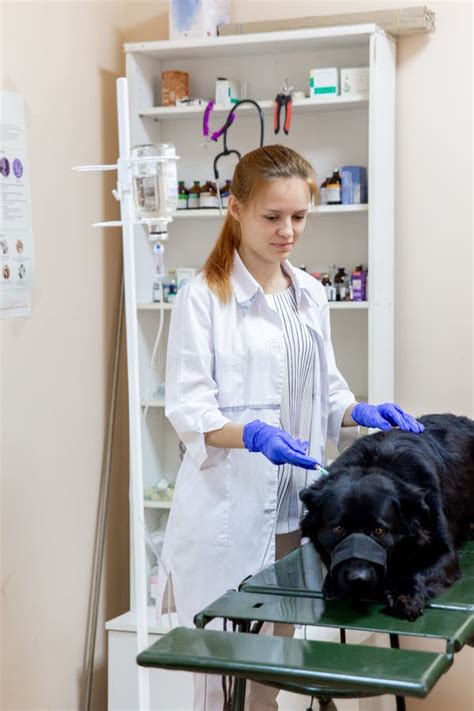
[300,467,431,601]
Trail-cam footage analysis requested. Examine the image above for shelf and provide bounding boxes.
[124,24,376,59]
[105,607,372,644]
[144,499,173,509]
[106,607,179,635]
[105,606,371,644]
[140,94,368,120]
[316,204,369,214]
[173,204,368,219]
[138,300,368,312]
[141,398,165,407]
[330,301,368,309]
[138,302,173,311]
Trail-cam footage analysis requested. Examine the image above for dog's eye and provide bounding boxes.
[333,525,346,535]
[373,527,385,537]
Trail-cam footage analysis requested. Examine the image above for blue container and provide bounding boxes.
[340,166,368,204]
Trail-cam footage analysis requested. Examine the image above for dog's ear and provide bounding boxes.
[299,484,325,511]
[300,484,329,539]
[394,480,431,530]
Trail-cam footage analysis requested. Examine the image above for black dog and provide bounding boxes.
[300,414,474,620]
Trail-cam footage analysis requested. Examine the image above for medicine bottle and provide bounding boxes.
[321,273,336,301]
[334,267,349,301]
[188,181,201,209]
[167,280,178,303]
[319,177,330,205]
[200,181,219,209]
[219,179,232,209]
[327,170,342,205]
[177,180,188,209]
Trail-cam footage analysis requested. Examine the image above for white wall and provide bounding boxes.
[1,2,130,709]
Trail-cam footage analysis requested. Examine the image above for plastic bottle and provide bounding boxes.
[188,180,201,209]
[327,170,342,205]
[177,180,188,209]
[351,265,368,301]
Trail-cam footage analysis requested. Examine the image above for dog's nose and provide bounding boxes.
[342,562,378,592]
[346,567,375,585]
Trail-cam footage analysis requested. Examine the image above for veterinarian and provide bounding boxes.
[158,145,423,710]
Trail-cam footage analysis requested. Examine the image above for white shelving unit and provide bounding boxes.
[172,203,369,217]
[140,93,368,119]
[107,23,395,710]
[138,299,369,312]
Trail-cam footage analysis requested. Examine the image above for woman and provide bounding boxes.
[158,145,422,710]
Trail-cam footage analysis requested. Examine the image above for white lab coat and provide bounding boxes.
[155,250,357,627]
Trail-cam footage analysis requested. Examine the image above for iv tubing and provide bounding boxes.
[150,280,165,373]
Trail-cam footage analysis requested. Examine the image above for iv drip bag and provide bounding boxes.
[131,143,178,236]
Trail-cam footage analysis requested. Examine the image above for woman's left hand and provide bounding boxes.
[351,403,424,433]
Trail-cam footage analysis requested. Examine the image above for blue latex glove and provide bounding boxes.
[243,419,321,469]
[352,403,424,433]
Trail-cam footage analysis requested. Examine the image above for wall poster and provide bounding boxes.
[0,91,34,318]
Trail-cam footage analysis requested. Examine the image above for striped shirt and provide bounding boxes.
[264,282,317,533]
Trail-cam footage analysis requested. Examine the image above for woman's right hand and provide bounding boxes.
[243,419,320,469]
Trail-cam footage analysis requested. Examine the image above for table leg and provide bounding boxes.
[389,634,406,711]
[228,621,251,711]
[230,677,247,711]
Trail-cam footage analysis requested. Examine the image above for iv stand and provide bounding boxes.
[73,77,162,711]
[116,76,151,711]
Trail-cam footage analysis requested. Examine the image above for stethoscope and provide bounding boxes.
[202,99,265,211]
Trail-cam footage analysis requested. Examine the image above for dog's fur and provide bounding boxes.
[300,414,474,620]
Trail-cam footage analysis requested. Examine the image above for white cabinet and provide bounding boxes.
[106,23,395,708]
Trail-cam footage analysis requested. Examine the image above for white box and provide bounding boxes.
[176,268,196,291]
[309,67,339,97]
[215,78,240,108]
[340,67,369,96]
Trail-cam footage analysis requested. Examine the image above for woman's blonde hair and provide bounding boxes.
[202,144,319,302]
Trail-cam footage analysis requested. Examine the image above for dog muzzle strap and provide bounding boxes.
[331,533,387,571]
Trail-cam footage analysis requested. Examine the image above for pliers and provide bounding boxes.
[274,79,293,135]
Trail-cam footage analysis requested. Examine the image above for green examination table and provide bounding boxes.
[137,541,474,710]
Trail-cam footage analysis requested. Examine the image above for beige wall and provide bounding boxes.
[1,2,130,710]
[1,1,472,710]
